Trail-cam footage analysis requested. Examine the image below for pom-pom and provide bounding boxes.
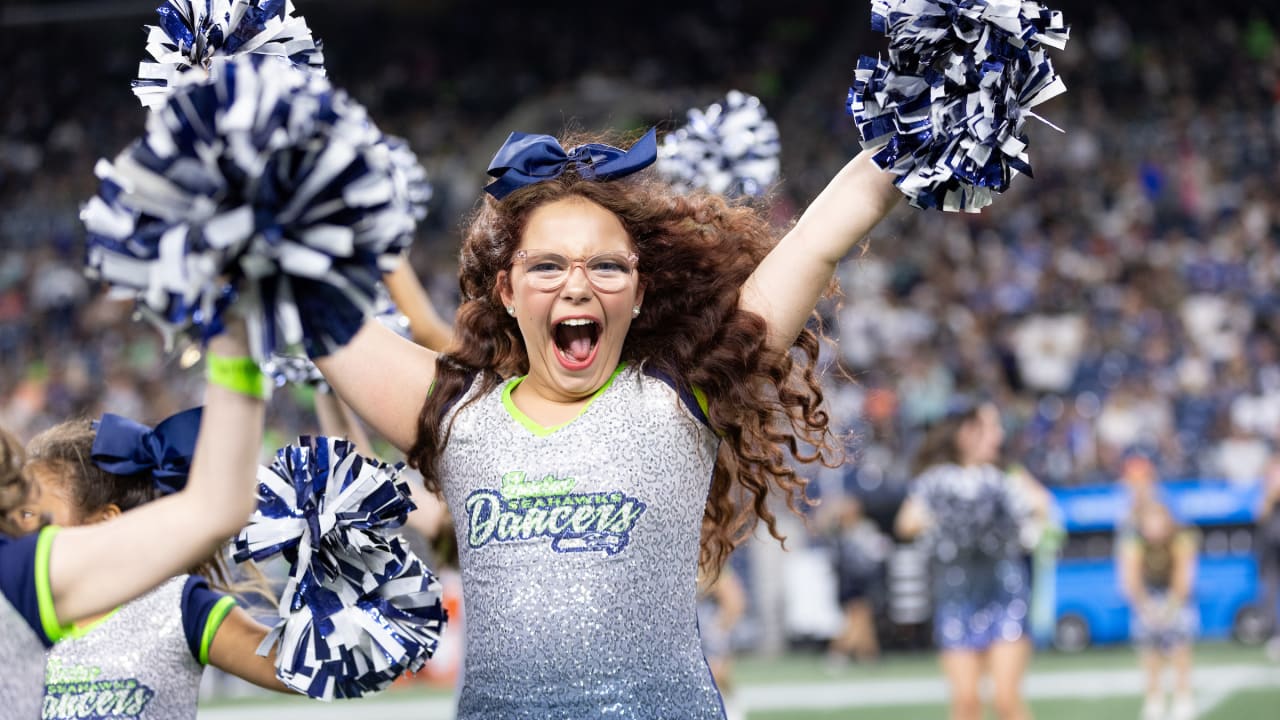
[261,353,327,390]
[133,0,326,109]
[382,136,432,222]
[373,284,412,340]
[847,0,1070,212]
[234,436,446,699]
[262,285,407,390]
[657,90,780,197]
[83,55,415,360]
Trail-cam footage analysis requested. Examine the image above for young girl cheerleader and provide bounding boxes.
[895,402,1051,720]
[1,326,267,719]
[310,125,899,717]
[1121,499,1199,720]
[17,406,288,719]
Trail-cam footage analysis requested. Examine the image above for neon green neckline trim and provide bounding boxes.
[63,607,122,640]
[199,596,237,665]
[690,385,711,422]
[501,363,628,437]
[34,526,76,645]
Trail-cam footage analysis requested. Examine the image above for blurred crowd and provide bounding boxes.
[2,1,1280,499]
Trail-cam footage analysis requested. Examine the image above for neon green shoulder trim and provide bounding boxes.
[690,385,710,422]
[199,596,238,665]
[34,526,76,645]
[501,363,628,437]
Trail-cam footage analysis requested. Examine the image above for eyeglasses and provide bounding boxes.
[513,249,639,293]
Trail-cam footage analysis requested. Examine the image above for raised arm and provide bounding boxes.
[208,606,292,693]
[385,260,454,352]
[312,319,437,453]
[894,496,930,541]
[741,149,899,351]
[47,327,265,624]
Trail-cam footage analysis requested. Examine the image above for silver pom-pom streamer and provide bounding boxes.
[657,90,780,198]
[261,353,328,390]
[848,0,1069,212]
[373,282,412,340]
[133,0,326,109]
[83,55,416,359]
[233,436,446,699]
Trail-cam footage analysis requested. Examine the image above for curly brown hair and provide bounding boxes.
[26,419,271,601]
[0,427,33,538]
[409,134,840,573]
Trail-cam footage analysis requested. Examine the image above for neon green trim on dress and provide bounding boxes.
[199,596,238,665]
[690,385,711,422]
[34,526,76,645]
[62,607,122,640]
[501,363,628,437]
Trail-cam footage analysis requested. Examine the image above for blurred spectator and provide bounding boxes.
[1120,499,1199,720]
[825,496,889,668]
[1260,457,1280,661]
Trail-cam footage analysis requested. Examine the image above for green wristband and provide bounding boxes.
[207,353,271,400]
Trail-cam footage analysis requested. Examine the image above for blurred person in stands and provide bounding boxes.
[826,495,888,668]
[896,401,1050,720]
[1120,498,1199,720]
[697,567,746,720]
[1259,456,1280,662]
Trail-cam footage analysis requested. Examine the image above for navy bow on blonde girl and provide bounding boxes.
[484,128,658,200]
[90,407,203,495]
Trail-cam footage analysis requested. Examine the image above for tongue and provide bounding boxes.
[567,336,593,361]
[559,324,595,362]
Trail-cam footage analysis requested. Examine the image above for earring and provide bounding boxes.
[506,306,516,317]
[632,305,641,318]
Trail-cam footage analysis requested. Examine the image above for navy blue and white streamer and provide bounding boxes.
[848,0,1069,212]
[83,55,415,360]
[233,436,446,699]
[383,136,432,222]
[657,90,780,198]
[262,284,409,390]
[133,0,326,109]
[261,353,328,390]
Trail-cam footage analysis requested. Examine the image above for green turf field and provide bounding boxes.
[197,641,1280,719]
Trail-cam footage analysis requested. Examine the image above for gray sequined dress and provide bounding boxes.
[42,576,204,720]
[911,463,1033,650]
[440,365,726,719]
[1,530,50,720]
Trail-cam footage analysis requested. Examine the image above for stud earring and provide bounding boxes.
[506,306,516,317]
[632,305,641,318]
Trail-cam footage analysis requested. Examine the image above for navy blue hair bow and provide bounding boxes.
[90,407,203,495]
[484,128,658,200]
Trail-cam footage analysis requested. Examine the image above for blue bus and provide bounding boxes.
[1047,479,1269,651]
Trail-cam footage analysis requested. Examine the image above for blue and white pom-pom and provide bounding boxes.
[261,353,327,390]
[233,437,446,699]
[261,284,408,390]
[657,90,780,198]
[133,0,325,109]
[382,136,432,222]
[83,54,415,360]
[848,0,1069,212]
[373,283,412,339]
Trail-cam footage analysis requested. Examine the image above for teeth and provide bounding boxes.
[559,318,596,327]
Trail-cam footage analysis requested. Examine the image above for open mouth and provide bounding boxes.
[553,318,600,368]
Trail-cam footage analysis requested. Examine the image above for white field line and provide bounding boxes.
[197,663,1280,719]
[735,664,1280,711]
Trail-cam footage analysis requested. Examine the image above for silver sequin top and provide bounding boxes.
[1,530,53,720]
[440,366,725,719]
[1,592,46,720]
[42,576,201,720]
